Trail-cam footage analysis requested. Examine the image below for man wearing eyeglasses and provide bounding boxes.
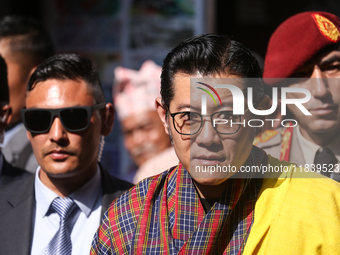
[91,34,340,255]
[0,54,133,254]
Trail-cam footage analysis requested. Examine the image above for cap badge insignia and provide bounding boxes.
[312,14,340,43]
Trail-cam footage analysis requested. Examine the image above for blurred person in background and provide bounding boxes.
[0,54,30,186]
[113,60,178,184]
[256,11,340,182]
[0,15,55,173]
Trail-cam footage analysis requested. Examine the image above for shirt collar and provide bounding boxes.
[34,165,102,218]
[297,127,340,164]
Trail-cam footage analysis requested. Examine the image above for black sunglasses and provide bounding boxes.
[21,102,106,134]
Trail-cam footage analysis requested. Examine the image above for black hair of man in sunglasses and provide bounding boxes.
[27,54,105,105]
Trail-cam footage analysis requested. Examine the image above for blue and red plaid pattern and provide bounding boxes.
[91,146,267,255]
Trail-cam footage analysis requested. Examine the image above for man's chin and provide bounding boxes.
[41,167,80,179]
[134,152,158,166]
[304,121,340,135]
[46,172,78,179]
[189,167,235,182]
[192,176,230,186]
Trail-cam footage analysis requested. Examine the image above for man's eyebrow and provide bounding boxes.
[26,104,83,109]
[320,55,340,65]
[174,104,192,111]
[190,105,200,111]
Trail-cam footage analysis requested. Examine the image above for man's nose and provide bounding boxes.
[49,117,68,142]
[132,129,145,145]
[195,119,221,147]
[310,65,329,98]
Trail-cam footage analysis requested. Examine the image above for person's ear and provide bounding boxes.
[155,97,169,135]
[0,104,12,128]
[100,103,115,136]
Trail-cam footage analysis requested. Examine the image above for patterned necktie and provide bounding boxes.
[314,148,338,178]
[45,197,76,255]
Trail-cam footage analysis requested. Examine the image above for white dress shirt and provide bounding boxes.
[31,166,103,255]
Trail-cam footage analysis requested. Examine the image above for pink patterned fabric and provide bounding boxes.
[113,60,162,120]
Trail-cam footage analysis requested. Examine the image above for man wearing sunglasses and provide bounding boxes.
[91,34,340,254]
[0,54,133,254]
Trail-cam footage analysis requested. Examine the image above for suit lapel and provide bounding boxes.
[0,155,31,186]
[0,175,35,254]
[0,157,18,186]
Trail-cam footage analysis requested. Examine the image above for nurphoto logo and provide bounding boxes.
[196,79,312,128]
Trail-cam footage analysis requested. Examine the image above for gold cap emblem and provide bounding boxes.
[312,14,340,42]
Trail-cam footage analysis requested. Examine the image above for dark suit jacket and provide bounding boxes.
[0,154,32,187]
[0,165,133,254]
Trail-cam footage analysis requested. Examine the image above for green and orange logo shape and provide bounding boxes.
[196,82,222,106]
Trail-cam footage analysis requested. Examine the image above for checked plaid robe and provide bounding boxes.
[91,147,266,255]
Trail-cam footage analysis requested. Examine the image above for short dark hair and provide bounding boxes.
[0,55,9,105]
[161,33,265,112]
[28,54,105,103]
[0,15,55,67]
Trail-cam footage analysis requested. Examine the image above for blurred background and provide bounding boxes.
[1,0,339,181]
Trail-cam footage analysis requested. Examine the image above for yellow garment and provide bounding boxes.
[244,155,340,255]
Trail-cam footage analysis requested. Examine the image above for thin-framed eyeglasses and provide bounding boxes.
[169,110,244,135]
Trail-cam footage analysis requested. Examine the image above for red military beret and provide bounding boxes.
[263,11,340,85]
